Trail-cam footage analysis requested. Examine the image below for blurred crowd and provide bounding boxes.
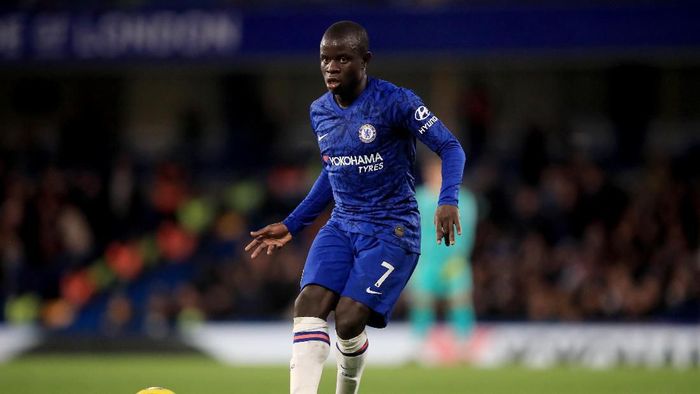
[0,71,698,336]
[471,153,699,322]
[0,144,315,333]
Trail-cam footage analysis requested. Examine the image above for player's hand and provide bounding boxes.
[245,222,292,259]
[434,204,461,247]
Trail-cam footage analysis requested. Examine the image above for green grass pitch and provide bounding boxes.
[0,354,697,394]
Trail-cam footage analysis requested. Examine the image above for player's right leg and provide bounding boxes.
[291,223,354,394]
[291,285,338,394]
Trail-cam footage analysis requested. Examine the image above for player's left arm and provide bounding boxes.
[397,89,466,247]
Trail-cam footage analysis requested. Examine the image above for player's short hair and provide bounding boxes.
[322,21,370,55]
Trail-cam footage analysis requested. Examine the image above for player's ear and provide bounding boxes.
[362,51,373,68]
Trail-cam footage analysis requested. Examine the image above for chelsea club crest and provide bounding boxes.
[358,124,376,143]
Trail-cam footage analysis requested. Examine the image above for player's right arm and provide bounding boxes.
[281,167,334,235]
[245,168,333,259]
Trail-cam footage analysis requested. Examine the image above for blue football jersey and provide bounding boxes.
[306,77,465,253]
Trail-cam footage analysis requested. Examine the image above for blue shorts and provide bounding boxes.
[301,222,419,328]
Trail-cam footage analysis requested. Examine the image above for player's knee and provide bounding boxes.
[335,313,364,340]
[335,299,370,339]
[294,285,338,319]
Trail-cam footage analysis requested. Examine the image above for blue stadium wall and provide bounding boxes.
[0,1,699,63]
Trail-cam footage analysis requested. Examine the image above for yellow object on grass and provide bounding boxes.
[137,387,175,394]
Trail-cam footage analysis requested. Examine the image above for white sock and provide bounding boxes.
[335,330,369,394]
[290,317,330,394]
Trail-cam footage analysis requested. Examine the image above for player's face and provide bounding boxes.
[320,38,366,95]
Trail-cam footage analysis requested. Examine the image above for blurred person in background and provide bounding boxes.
[408,156,477,364]
[245,20,465,394]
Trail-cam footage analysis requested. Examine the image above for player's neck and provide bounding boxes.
[334,75,368,109]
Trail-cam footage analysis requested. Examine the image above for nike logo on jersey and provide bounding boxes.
[365,287,382,295]
[318,133,329,141]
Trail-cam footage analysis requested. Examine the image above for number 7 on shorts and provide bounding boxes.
[374,261,395,288]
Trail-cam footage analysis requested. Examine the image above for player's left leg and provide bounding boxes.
[334,298,371,394]
[334,234,419,394]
